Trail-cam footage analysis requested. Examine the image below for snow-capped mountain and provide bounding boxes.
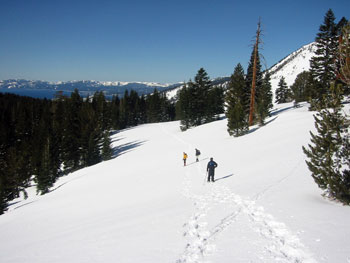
[269,42,317,93]
[0,79,182,99]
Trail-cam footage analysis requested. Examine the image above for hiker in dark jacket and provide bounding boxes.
[207,157,218,182]
[195,148,201,162]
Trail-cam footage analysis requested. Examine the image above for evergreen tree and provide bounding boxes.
[177,68,222,130]
[309,9,339,106]
[137,94,147,124]
[303,84,350,204]
[31,101,56,194]
[61,89,83,172]
[119,90,129,129]
[127,90,141,127]
[337,21,350,91]
[256,71,273,125]
[101,131,113,161]
[177,82,192,131]
[146,89,162,123]
[92,91,111,131]
[291,71,311,107]
[81,101,102,166]
[111,95,121,129]
[207,85,224,122]
[192,68,212,125]
[35,137,53,194]
[246,45,263,124]
[225,63,249,136]
[275,77,292,103]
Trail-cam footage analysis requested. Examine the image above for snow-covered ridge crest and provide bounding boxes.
[269,42,317,88]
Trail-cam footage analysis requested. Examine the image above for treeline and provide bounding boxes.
[0,89,175,214]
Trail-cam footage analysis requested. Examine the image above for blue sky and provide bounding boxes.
[0,0,349,83]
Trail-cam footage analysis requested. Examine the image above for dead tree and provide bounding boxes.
[249,20,262,126]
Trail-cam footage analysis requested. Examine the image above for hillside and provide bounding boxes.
[165,42,317,101]
[1,101,349,262]
[269,42,317,97]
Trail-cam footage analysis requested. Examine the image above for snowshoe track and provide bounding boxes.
[177,159,317,263]
[158,123,317,263]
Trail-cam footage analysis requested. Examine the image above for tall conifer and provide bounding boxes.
[256,72,273,125]
[309,9,339,106]
[303,84,350,204]
[225,63,249,136]
[275,77,292,104]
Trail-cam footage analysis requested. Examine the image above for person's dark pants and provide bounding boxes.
[208,171,215,182]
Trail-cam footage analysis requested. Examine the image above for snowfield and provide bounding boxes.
[1,102,350,263]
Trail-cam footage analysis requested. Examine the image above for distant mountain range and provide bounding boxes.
[0,42,316,100]
[0,79,182,99]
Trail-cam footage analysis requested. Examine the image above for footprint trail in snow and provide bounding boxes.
[176,162,317,263]
[158,123,317,263]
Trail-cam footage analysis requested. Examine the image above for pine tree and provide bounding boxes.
[246,43,263,125]
[111,95,121,129]
[256,71,273,125]
[177,82,192,131]
[337,21,350,91]
[137,95,147,124]
[207,85,224,122]
[35,137,53,194]
[275,77,292,104]
[80,100,102,166]
[177,68,217,130]
[192,68,212,125]
[309,9,339,105]
[127,90,141,127]
[225,63,249,136]
[119,90,129,129]
[291,71,311,107]
[146,89,162,123]
[62,89,83,172]
[101,131,113,161]
[303,84,350,204]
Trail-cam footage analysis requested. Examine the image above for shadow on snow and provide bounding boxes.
[113,140,146,158]
[215,173,234,182]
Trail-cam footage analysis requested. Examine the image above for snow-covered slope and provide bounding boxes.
[269,42,317,95]
[1,101,349,263]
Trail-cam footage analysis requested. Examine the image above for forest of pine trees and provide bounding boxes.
[0,89,175,214]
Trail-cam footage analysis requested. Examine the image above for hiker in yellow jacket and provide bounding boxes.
[183,152,188,166]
